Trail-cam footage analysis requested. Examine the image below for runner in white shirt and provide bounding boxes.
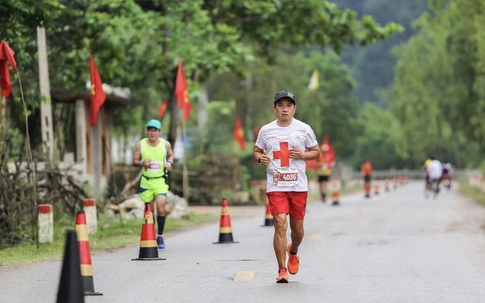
[254,90,320,283]
[427,158,443,181]
[426,157,443,196]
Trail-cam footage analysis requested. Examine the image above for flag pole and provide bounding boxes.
[0,96,6,153]
[17,71,39,248]
[181,114,189,201]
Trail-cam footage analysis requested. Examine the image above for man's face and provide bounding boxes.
[146,127,160,140]
[273,99,296,122]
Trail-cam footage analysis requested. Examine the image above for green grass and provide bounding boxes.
[458,180,485,207]
[0,212,218,266]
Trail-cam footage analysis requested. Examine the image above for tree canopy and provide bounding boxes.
[390,0,485,168]
[1,0,402,149]
[3,0,484,171]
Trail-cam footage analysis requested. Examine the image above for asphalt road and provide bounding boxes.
[1,181,485,303]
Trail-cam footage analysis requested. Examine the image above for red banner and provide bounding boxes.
[89,55,106,126]
[234,115,245,151]
[158,98,168,118]
[175,60,192,121]
[0,41,17,98]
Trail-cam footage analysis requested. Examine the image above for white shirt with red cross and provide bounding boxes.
[255,118,318,192]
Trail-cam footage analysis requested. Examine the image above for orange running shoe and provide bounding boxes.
[276,268,289,283]
[287,242,300,275]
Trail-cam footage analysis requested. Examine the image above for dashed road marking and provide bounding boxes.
[234,271,255,281]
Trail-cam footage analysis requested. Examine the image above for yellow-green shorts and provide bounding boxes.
[139,176,169,202]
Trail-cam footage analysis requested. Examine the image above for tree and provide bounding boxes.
[335,0,429,106]
[1,0,403,151]
[351,103,400,169]
[141,0,404,147]
[389,0,485,168]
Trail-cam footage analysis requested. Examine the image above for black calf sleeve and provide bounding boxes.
[157,215,166,235]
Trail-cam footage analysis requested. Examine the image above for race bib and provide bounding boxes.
[273,168,298,186]
[147,161,161,173]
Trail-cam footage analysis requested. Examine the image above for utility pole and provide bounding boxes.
[37,26,55,164]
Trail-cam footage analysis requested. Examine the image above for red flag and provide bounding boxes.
[0,41,18,98]
[157,98,169,118]
[89,55,106,126]
[175,60,192,121]
[234,115,245,151]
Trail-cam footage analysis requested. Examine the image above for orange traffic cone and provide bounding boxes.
[214,198,238,244]
[75,211,102,296]
[132,203,165,261]
[262,198,274,227]
[57,230,84,303]
[331,181,340,206]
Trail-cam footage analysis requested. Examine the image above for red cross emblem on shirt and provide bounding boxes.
[273,142,290,167]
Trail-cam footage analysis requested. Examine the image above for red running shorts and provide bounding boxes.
[266,191,308,220]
